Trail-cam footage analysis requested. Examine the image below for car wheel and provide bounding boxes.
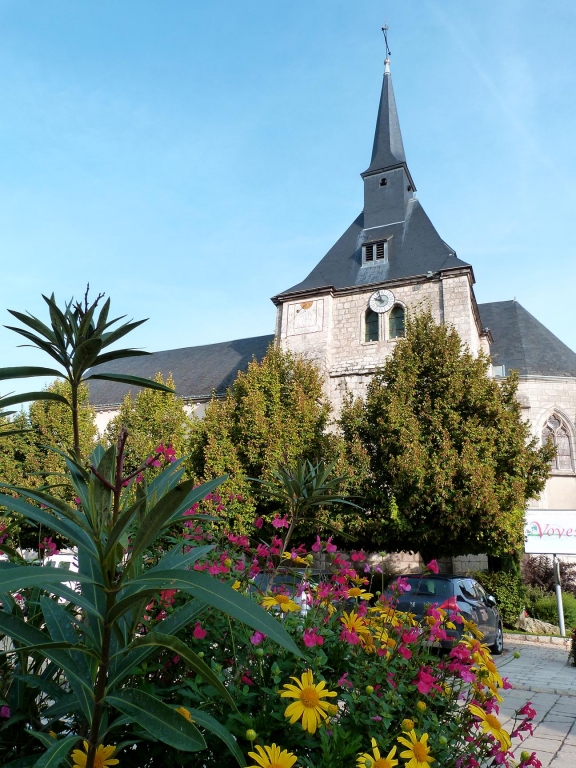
[491,624,504,656]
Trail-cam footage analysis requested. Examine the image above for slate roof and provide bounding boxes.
[87,334,274,407]
[478,301,576,378]
[276,205,470,297]
[363,61,407,177]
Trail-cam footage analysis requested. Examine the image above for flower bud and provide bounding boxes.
[416,701,426,712]
[520,751,531,762]
[254,647,264,657]
[402,718,415,731]
[439,736,448,746]
[245,729,257,741]
[197,651,204,658]
[365,685,374,695]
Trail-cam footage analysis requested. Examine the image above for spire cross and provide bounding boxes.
[382,24,391,58]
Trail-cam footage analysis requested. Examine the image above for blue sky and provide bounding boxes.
[1,0,575,393]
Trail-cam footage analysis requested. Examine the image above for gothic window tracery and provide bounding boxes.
[542,413,574,473]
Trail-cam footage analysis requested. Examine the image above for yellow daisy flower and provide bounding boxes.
[462,617,484,640]
[281,552,309,566]
[248,743,298,768]
[357,738,398,768]
[261,594,300,613]
[397,730,434,768]
[280,669,337,734]
[402,719,415,732]
[468,704,511,751]
[347,587,374,600]
[340,610,372,641]
[71,742,119,768]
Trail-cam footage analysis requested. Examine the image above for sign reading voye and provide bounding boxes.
[525,509,576,555]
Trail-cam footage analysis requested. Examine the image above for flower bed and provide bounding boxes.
[136,510,541,768]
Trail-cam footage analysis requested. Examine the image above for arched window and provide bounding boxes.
[365,309,379,342]
[389,305,405,339]
[542,413,574,472]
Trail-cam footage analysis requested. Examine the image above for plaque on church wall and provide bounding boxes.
[286,299,324,336]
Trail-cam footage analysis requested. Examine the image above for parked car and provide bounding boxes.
[385,574,504,655]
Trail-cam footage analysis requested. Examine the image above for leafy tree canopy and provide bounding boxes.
[105,373,188,474]
[339,309,554,559]
[187,344,342,535]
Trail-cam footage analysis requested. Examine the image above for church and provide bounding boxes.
[89,45,576,514]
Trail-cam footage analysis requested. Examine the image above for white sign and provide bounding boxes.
[525,510,576,555]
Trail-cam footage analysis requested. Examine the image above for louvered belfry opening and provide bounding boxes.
[364,240,387,264]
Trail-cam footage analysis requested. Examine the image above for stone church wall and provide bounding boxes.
[516,376,576,510]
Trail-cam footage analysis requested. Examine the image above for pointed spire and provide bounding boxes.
[362,30,408,177]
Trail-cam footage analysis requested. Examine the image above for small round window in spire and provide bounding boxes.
[380,178,387,187]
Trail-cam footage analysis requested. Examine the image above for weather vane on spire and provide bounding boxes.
[382,24,391,58]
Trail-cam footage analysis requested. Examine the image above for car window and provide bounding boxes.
[473,582,488,602]
[402,578,453,600]
[458,580,478,601]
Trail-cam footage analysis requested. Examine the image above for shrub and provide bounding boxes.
[472,570,526,628]
[528,590,576,628]
[522,555,576,596]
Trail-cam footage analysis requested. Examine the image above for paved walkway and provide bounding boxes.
[496,639,576,767]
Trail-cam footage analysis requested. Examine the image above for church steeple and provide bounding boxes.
[362,56,408,177]
[361,34,415,230]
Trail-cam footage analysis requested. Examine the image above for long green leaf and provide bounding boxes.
[125,632,234,706]
[32,735,78,767]
[7,309,59,345]
[0,565,96,592]
[99,318,147,347]
[127,570,301,657]
[85,372,174,393]
[4,325,67,366]
[42,694,82,720]
[0,392,69,409]
[189,709,246,767]
[72,338,103,378]
[107,590,159,625]
[0,612,93,697]
[0,366,64,380]
[0,485,89,531]
[91,349,150,367]
[106,689,205,751]
[164,475,227,527]
[127,478,223,567]
[107,600,207,689]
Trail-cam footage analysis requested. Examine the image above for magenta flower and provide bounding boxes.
[325,537,337,553]
[302,628,324,647]
[250,631,266,646]
[0,706,10,718]
[426,559,439,574]
[254,516,263,529]
[337,672,353,688]
[192,622,207,639]
[311,536,322,553]
[271,515,289,529]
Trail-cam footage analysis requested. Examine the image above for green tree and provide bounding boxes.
[105,373,190,473]
[340,309,553,559]
[187,344,340,534]
[0,381,97,545]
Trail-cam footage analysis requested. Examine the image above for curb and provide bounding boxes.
[508,682,576,698]
[504,633,570,648]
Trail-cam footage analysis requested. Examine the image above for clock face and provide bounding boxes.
[369,289,395,314]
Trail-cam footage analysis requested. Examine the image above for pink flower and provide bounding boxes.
[0,706,10,718]
[253,516,263,529]
[351,550,366,562]
[325,537,337,553]
[426,559,439,574]
[337,673,353,688]
[250,631,266,646]
[39,537,59,557]
[414,667,441,695]
[311,536,322,553]
[518,702,536,719]
[398,645,412,660]
[241,671,254,686]
[302,628,324,647]
[271,515,290,529]
[392,576,412,593]
[372,715,383,722]
[192,622,207,639]
[340,628,361,645]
